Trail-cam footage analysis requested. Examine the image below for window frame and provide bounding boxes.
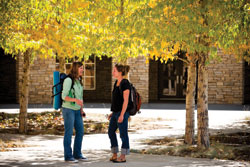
[55,56,96,90]
[83,56,96,90]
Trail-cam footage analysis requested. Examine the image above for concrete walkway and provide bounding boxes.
[0,103,250,167]
[1,133,250,167]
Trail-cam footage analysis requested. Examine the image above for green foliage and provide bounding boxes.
[0,0,51,56]
[109,0,250,62]
[1,0,249,62]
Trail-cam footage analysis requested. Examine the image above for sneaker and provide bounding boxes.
[76,156,88,161]
[65,158,78,163]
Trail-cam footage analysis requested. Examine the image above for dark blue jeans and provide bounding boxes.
[62,107,84,160]
[108,111,130,155]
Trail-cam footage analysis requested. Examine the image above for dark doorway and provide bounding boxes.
[0,49,17,103]
[244,62,250,104]
[158,53,188,100]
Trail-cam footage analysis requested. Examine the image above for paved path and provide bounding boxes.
[1,105,250,167]
[1,133,250,167]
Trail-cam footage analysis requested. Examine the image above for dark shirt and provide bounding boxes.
[111,79,131,112]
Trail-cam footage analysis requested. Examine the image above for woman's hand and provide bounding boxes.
[75,99,83,107]
[80,108,86,117]
[107,113,113,121]
[118,114,124,123]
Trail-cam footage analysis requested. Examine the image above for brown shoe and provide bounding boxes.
[110,156,117,162]
[113,158,126,163]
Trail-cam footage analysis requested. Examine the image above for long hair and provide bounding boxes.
[69,62,83,86]
[115,64,130,76]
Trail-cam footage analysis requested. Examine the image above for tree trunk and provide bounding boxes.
[184,61,196,145]
[58,56,65,73]
[197,53,210,148]
[19,49,32,134]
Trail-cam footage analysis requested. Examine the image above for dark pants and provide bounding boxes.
[108,111,130,155]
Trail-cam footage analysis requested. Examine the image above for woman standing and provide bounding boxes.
[61,62,87,163]
[108,64,131,163]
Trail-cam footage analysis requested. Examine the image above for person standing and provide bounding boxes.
[61,62,87,163]
[108,64,131,163]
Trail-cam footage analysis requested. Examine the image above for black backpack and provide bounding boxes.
[118,79,142,116]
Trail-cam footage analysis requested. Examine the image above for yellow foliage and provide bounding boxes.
[163,6,172,16]
[172,42,180,54]
[172,9,176,15]
[199,18,204,24]
[161,41,169,49]
[79,2,90,8]
[184,16,189,21]
[239,44,249,49]
[148,0,157,8]
[153,47,160,57]
[149,54,154,59]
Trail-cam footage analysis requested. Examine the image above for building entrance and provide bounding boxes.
[0,49,17,103]
[244,62,250,104]
[158,56,188,100]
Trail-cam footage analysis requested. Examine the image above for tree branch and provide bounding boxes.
[175,56,190,64]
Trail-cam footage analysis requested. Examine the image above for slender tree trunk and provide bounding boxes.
[58,56,65,73]
[19,49,32,134]
[184,60,196,145]
[197,53,209,148]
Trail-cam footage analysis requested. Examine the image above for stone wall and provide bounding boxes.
[148,53,244,104]
[13,51,243,105]
[17,56,55,104]
[128,56,149,103]
[111,56,149,103]
[84,56,112,102]
[16,55,111,104]
[207,51,244,104]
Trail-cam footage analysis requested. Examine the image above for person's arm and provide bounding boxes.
[107,112,113,120]
[118,89,130,123]
[64,96,83,107]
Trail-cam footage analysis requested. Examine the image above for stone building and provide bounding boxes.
[0,48,249,105]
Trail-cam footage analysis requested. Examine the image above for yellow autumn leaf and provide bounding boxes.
[199,18,204,24]
[161,53,167,59]
[149,49,154,55]
[163,6,171,15]
[161,41,168,49]
[172,9,176,15]
[169,55,175,61]
[149,54,154,59]
[153,47,160,57]
[148,0,157,8]
[184,16,189,21]
[79,2,90,8]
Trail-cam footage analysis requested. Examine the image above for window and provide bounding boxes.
[55,55,96,90]
[83,56,96,90]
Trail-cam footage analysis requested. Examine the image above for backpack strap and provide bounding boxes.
[119,79,131,96]
[66,75,75,99]
[67,75,75,92]
[118,79,124,96]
